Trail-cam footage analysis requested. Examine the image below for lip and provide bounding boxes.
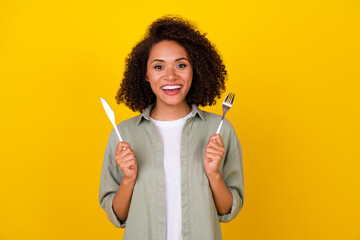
[161,84,183,96]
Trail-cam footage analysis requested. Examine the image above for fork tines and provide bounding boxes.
[224,92,235,106]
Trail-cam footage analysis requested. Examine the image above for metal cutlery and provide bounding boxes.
[216,92,235,134]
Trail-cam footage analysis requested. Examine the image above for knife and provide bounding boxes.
[100,97,123,142]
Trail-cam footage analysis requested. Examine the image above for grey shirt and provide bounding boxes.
[99,104,244,240]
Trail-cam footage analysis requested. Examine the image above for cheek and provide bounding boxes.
[146,75,159,93]
[147,70,164,82]
[145,71,152,82]
[146,72,155,84]
[184,71,193,85]
[186,67,193,80]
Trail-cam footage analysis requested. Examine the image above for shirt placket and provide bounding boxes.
[149,121,166,240]
[181,117,193,240]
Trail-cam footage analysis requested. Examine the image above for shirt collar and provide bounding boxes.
[136,103,205,125]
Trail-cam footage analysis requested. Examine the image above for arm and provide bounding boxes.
[112,141,137,222]
[203,134,232,215]
[99,138,137,227]
[204,132,244,220]
[207,170,233,215]
[112,176,136,222]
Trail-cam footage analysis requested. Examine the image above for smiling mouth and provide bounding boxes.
[161,85,182,91]
[161,85,183,95]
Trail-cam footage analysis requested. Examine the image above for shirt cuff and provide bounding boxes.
[218,188,242,222]
[104,193,126,228]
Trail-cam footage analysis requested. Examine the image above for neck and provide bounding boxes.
[150,101,192,121]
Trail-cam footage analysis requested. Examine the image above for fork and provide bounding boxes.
[216,92,235,134]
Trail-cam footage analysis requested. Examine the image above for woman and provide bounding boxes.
[99,16,244,240]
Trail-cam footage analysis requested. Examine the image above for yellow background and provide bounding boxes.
[1,0,359,239]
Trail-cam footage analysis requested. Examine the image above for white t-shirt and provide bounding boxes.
[151,110,193,240]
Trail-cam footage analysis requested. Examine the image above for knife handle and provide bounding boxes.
[113,125,123,142]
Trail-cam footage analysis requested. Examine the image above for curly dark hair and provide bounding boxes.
[115,16,227,113]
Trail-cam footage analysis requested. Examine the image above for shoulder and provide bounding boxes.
[115,114,151,145]
[202,110,221,121]
[105,113,146,155]
[107,114,142,144]
[200,108,240,152]
[116,114,145,139]
[117,114,142,128]
[201,109,235,133]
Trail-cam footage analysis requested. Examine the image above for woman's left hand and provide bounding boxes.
[203,134,226,177]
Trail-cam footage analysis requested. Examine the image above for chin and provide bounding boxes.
[165,101,183,106]
[162,98,185,106]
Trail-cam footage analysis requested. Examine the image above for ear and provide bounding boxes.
[145,75,149,82]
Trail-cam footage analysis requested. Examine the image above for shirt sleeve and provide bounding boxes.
[98,129,126,228]
[218,120,245,222]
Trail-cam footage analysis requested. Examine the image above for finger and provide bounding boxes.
[119,159,137,170]
[206,148,222,158]
[205,152,222,161]
[116,152,136,164]
[115,141,130,155]
[206,146,225,156]
[115,147,132,159]
[209,134,224,147]
[115,142,127,155]
[207,141,226,153]
[116,156,136,167]
[118,141,130,148]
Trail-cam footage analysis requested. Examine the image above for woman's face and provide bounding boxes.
[146,40,193,109]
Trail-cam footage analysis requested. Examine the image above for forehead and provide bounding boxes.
[148,40,189,60]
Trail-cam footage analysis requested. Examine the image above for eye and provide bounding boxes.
[154,65,164,70]
[177,63,187,69]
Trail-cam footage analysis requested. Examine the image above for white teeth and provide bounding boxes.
[161,85,182,90]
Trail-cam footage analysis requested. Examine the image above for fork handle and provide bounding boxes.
[216,118,224,134]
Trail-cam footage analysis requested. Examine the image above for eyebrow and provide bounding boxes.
[151,57,189,63]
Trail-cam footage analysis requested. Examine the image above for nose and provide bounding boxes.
[166,68,177,81]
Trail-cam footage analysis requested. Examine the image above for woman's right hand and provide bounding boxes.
[114,141,138,183]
